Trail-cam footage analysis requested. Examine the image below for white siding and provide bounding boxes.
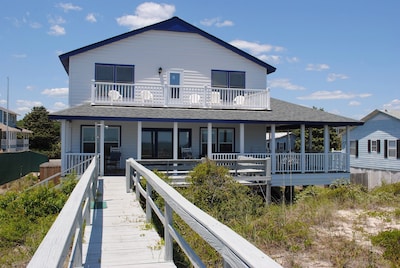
[68,30,267,106]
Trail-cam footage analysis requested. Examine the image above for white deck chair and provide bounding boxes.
[141,90,154,104]
[108,90,122,102]
[211,92,221,104]
[234,95,245,105]
[189,93,201,105]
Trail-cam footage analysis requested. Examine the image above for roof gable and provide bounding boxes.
[59,16,276,74]
[361,109,400,122]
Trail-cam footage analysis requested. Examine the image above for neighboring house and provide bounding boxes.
[343,109,400,188]
[0,106,31,152]
[266,132,296,153]
[51,16,362,186]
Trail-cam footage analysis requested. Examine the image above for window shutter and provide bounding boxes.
[367,140,371,153]
[397,140,400,159]
[377,140,381,153]
[384,140,388,158]
[355,140,359,158]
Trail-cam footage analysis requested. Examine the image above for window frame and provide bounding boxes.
[81,125,121,154]
[200,127,235,156]
[211,70,245,88]
[95,63,135,84]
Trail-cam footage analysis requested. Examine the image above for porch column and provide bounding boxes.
[300,124,305,174]
[239,123,244,154]
[207,123,212,159]
[137,121,142,160]
[346,125,350,172]
[324,125,329,173]
[173,122,178,159]
[270,124,276,174]
[60,120,67,175]
[100,121,105,176]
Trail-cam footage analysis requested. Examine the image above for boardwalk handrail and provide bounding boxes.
[125,158,281,268]
[28,157,98,268]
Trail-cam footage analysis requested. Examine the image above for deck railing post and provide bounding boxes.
[125,160,132,193]
[146,183,153,222]
[135,171,141,199]
[164,203,173,261]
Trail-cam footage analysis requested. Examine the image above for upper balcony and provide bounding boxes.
[91,81,271,110]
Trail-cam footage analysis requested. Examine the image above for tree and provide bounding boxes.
[292,107,341,152]
[19,106,60,158]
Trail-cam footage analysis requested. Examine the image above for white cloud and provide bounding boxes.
[86,13,97,23]
[200,17,234,27]
[12,54,27,59]
[30,22,42,29]
[230,39,282,55]
[41,87,68,97]
[48,15,66,25]
[297,90,372,100]
[16,100,43,115]
[230,39,285,64]
[383,99,400,110]
[269,78,306,91]
[48,25,66,36]
[286,56,300,63]
[51,102,68,112]
[116,2,175,30]
[306,63,330,71]
[327,73,349,82]
[258,55,281,64]
[57,3,82,12]
[349,100,361,106]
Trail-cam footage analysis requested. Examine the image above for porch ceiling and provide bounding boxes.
[50,98,362,127]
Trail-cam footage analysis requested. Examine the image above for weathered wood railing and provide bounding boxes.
[28,157,98,268]
[126,158,281,267]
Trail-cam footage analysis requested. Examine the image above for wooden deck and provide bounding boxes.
[82,176,176,267]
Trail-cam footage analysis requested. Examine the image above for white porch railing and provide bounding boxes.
[91,81,271,110]
[126,158,281,267]
[211,152,348,173]
[64,153,95,176]
[28,157,98,268]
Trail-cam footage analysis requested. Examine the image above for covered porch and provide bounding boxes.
[59,118,351,187]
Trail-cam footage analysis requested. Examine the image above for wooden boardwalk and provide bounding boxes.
[82,176,176,267]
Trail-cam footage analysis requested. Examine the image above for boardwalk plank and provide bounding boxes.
[82,176,176,267]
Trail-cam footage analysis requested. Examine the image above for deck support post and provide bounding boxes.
[301,124,305,174]
[164,203,173,261]
[207,123,212,159]
[270,124,276,174]
[324,125,329,173]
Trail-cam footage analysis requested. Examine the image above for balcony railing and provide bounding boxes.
[91,81,271,110]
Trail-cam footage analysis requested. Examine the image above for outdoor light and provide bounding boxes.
[158,67,162,75]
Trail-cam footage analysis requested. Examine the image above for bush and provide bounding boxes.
[0,177,77,266]
[371,230,400,264]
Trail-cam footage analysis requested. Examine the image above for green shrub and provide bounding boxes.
[371,230,400,264]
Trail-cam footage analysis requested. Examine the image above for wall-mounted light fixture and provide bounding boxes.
[158,67,163,75]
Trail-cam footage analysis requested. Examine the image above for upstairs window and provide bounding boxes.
[211,70,245,88]
[95,64,134,84]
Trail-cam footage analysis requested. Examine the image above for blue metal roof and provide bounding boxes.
[59,16,276,74]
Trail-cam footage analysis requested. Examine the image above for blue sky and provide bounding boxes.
[1,1,399,120]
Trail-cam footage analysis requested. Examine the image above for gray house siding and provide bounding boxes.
[346,110,400,188]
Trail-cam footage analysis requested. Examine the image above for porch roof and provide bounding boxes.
[50,98,362,127]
